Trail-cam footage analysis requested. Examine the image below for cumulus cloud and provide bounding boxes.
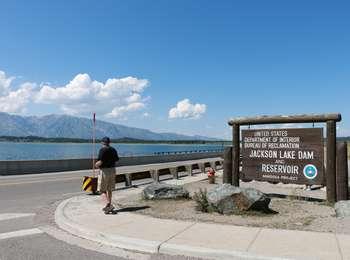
[0,71,15,96]
[35,73,149,118]
[0,83,35,113]
[0,70,150,118]
[106,102,145,118]
[0,71,35,113]
[168,99,206,119]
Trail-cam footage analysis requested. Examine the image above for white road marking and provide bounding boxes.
[0,176,81,186]
[0,228,43,240]
[0,213,35,221]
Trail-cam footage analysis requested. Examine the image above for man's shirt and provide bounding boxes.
[97,146,119,168]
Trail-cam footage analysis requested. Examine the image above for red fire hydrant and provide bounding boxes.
[208,168,215,184]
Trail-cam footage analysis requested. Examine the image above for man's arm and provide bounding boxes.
[114,149,119,162]
[95,149,103,168]
[95,160,102,168]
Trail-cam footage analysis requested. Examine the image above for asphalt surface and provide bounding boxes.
[0,170,204,260]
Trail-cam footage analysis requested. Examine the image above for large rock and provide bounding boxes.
[335,200,350,218]
[207,184,271,214]
[142,183,189,200]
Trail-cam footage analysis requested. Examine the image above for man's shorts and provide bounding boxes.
[98,167,116,193]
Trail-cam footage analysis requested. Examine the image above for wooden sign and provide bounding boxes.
[241,128,324,185]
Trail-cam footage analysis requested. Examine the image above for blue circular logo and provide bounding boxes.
[303,164,318,179]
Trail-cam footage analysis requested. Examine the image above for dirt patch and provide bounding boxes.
[118,178,350,234]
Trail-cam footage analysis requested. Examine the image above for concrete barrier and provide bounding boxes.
[0,152,223,176]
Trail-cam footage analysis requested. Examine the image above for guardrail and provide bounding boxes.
[0,151,223,176]
[115,157,224,187]
[153,148,224,155]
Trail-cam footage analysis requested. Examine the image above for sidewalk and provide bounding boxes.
[55,175,350,260]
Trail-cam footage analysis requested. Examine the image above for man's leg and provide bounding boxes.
[106,190,112,205]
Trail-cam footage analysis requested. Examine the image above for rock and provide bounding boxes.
[207,184,241,214]
[142,183,189,200]
[207,184,271,214]
[335,200,350,218]
[239,187,271,212]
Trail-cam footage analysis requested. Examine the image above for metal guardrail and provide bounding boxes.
[0,151,224,175]
[153,149,224,155]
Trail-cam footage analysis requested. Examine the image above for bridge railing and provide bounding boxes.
[0,151,223,176]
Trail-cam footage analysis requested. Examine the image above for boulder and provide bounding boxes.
[207,184,271,214]
[207,184,241,214]
[142,183,189,200]
[335,200,350,218]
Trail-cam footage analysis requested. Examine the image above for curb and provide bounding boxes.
[55,196,288,260]
[160,243,289,260]
[55,197,161,253]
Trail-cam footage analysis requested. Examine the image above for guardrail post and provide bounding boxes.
[125,173,132,187]
[199,163,205,173]
[210,161,216,170]
[336,142,349,201]
[170,167,178,179]
[150,169,159,182]
[223,146,233,184]
[186,165,193,176]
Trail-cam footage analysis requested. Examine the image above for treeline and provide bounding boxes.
[0,135,230,144]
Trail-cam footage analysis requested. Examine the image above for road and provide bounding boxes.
[0,170,202,260]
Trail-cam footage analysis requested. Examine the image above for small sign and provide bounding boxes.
[241,128,324,185]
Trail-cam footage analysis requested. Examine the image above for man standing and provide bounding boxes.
[95,136,119,213]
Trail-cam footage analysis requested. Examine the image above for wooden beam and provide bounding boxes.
[232,124,240,187]
[336,142,349,201]
[326,120,337,203]
[228,113,341,126]
[223,146,233,184]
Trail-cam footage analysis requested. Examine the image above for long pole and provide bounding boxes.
[92,113,96,177]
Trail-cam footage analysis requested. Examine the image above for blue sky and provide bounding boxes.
[0,0,349,138]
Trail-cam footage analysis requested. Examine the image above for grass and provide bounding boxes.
[193,189,211,212]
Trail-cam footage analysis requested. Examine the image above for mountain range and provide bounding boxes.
[0,112,218,141]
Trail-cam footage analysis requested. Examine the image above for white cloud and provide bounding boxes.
[106,102,145,118]
[168,99,206,119]
[0,70,150,118]
[34,73,149,118]
[0,82,35,113]
[0,71,15,96]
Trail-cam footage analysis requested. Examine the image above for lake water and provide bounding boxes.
[0,142,225,160]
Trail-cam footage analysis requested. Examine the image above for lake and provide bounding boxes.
[0,142,225,160]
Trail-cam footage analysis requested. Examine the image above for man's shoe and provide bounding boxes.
[102,204,111,212]
[104,204,115,214]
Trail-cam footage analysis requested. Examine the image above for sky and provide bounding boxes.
[0,0,349,139]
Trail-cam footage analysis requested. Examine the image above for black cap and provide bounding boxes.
[101,136,110,144]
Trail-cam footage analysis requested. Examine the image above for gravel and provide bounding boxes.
[118,178,350,234]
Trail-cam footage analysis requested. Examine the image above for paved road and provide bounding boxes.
[0,170,204,260]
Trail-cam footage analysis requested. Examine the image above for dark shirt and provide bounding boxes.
[97,146,119,168]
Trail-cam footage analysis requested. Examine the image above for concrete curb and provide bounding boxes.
[55,196,286,260]
[55,197,161,253]
[160,243,289,260]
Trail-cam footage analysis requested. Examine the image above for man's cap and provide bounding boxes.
[101,136,110,144]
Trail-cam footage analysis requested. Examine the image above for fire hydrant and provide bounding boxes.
[208,167,215,184]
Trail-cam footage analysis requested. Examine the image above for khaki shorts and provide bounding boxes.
[98,167,116,192]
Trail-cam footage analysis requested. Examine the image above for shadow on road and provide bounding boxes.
[116,206,150,213]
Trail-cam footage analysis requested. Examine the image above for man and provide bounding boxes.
[95,136,119,213]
